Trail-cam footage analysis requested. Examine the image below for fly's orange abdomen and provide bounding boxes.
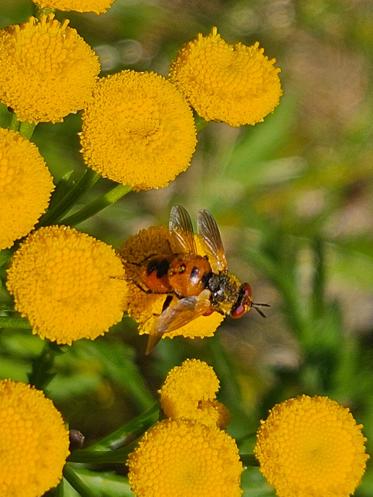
[140,256,173,293]
[168,254,211,297]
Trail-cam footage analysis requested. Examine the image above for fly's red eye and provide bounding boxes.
[242,283,252,300]
[231,304,246,319]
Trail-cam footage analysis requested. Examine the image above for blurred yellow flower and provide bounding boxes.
[33,0,114,13]
[0,129,54,250]
[81,70,197,190]
[127,419,243,497]
[159,359,229,428]
[0,15,100,123]
[7,226,126,344]
[120,226,224,339]
[170,27,282,126]
[254,395,369,497]
[0,380,69,497]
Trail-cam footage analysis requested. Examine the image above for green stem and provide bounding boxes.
[90,403,159,450]
[240,453,259,467]
[39,169,100,226]
[69,440,138,464]
[63,464,96,497]
[60,184,132,226]
[28,341,63,390]
[0,316,31,329]
[19,122,37,140]
[9,113,19,131]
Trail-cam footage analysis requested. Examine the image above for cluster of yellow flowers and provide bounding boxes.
[127,360,368,497]
[128,360,243,497]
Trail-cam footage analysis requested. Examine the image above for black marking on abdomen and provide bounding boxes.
[146,258,170,278]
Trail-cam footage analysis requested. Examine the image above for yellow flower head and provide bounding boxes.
[170,27,282,127]
[0,129,54,250]
[127,419,243,497]
[120,226,224,340]
[159,359,229,428]
[254,395,369,497]
[33,0,114,13]
[0,15,100,123]
[80,70,197,190]
[0,380,69,497]
[7,226,126,344]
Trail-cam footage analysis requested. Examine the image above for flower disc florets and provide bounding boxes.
[7,226,126,344]
[33,0,114,13]
[254,395,369,497]
[0,380,69,497]
[120,226,224,339]
[127,419,243,497]
[159,359,229,427]
[170,27,282,126]
[0,129,54,250]
[0,15,100,123]
[81,70,197,190]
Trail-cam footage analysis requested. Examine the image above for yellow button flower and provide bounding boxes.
[7,226,126,344]
[0,15,100,123]
[0,380,69,497]
[254,395,369,497]
[159,359,229,428]
[0,129,54,250]
[120,226,224,340]
[80,70,197,190]
[33,0,114,13]
[127,419,243,497]
[170,27,282,127]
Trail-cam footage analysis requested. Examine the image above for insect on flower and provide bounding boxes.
[126,206,269,353]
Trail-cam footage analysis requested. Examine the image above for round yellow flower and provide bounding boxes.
[0,380,69,497]
[0,15,100,123]
[159,359,229,428]
[33,0,114,13]
[127,419,243,497]
[80,70,197,190]
[254,395,369,497]
[0,129,54,250]
[170,27,282,127]
[120,226,224,340]
[7,226,126,344]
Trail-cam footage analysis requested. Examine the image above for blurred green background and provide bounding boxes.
[0,0,373,495]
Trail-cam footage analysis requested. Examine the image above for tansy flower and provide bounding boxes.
[120,226,224,340]
[254,395,369,497]
[0,380,69,497]
[33,0,114,13]
[7,226,126,344]
[170,27,282,127]
[80,70,197,190]
[0,129,54,250]
[127,419,243,497]
[0,15,100,123]
[159,359,229,428]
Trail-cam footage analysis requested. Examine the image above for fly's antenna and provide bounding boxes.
[252,302,270,318]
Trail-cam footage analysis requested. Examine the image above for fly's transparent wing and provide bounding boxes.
[169,205,197,254]
[197,209,228,272]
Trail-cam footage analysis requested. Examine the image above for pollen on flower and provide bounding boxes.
[170,27,282,127]
[0,380,69,497]
[80,70,197,190]
[0,129,54,250]
[0,15,100,123]
[254,395,369,497]
[7,226,127,344]
[159,359,229,428]
[127,419,243,497]
[33,0,114,13]
[120,226,224,340]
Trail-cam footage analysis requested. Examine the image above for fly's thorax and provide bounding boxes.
[206,271,242,315]
[168,254,212,297]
